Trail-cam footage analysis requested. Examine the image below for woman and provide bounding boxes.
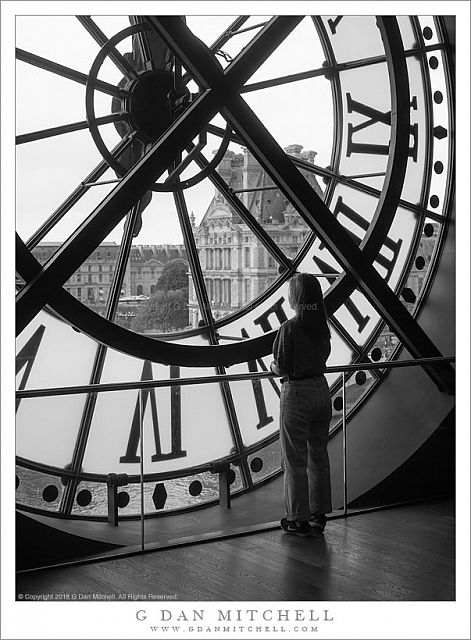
[271,272,332,536]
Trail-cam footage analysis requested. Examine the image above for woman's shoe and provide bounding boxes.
[280,518,312,537]
[309,513,327,533]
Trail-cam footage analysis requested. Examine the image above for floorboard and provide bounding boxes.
[16,498,455,601]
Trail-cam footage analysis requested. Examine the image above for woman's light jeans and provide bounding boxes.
[280,376,332,521]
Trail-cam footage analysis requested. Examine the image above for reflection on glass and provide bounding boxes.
[16,466,65,513]
[403,219,440,313]
[330,369,376,428]
[248,440,281,483]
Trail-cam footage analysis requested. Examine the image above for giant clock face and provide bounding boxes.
[15,15,454,520]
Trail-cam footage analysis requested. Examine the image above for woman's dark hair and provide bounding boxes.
[288,272,330,338]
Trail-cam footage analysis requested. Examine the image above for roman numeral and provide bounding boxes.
[253,297,288,332]
[241,328,276,430]
[314,256,371,333]
[321,196,403,282]
[327,16,343,34]
[120,361,186,463]
[346,93,419,161]
[16,324,45,412]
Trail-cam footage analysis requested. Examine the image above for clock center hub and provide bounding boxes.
[126,70,174,143]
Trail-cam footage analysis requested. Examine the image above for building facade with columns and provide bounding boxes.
[188,144,324,327]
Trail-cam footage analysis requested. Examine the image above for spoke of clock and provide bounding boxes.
[328,315,364,356]
[241,66,331,94]
[16,48,124,99]
[76,15,139,81]
[16,112,128,145]
[60,200,144,515]
[161,14,450,390]
[152,15,302,90]
[25,135,135,250]
[173,182,214,329]
[172,182,251,487]
[337,174,448,223]
[190,146,292,270]
[221,96,453,388]
[206,122,338,185]
[16,233,276,368]
[181,16,250,85]
[16,17,302,334]
[130,17,155,71]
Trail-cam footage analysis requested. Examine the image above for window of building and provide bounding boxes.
[98,265,102,272]
[268,255,276,268]
[77,288,81,298]
[77,274,81,283]
[224,249,231,270]
[136,285,143,295]
[244,246,250,268]
[244,278,250,302]
[99,274,103,283]
[88,275,92,283]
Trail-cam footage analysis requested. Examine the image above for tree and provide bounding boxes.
[156,260,188,292]
[131,288,189,333]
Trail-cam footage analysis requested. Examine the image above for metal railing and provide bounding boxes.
[15,355,455,552]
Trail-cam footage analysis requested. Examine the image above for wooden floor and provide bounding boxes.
[16,498,454,601]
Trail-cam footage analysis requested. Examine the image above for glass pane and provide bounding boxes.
[247,17,325,84]
[374,205,418,292]
[329,368,376,429]
[319,16,386,63]
[326,329,354,387]
[337,61,391,180]
[16,466,65,513]
[116,197,193,335]
[397,16,420,51]
[16,130,107,243]
[399,56,428,207]
[369,327,400,362]
[16,311,97,389]
[69,469,236,517]
[324,183,378,245]
[224,352,280,447]
[81,337,235,474]
[417,16,442,46]
[402,218,442,314]
[248,440,281,483]
[16,394,88,468]
[69,480,108,517]
[243,76,333,170]
[16,15,100,76]
[16,61,86,134]
[334,288,381,347]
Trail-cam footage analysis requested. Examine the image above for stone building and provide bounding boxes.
[31,242,187,315]
[188,144,324,326]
